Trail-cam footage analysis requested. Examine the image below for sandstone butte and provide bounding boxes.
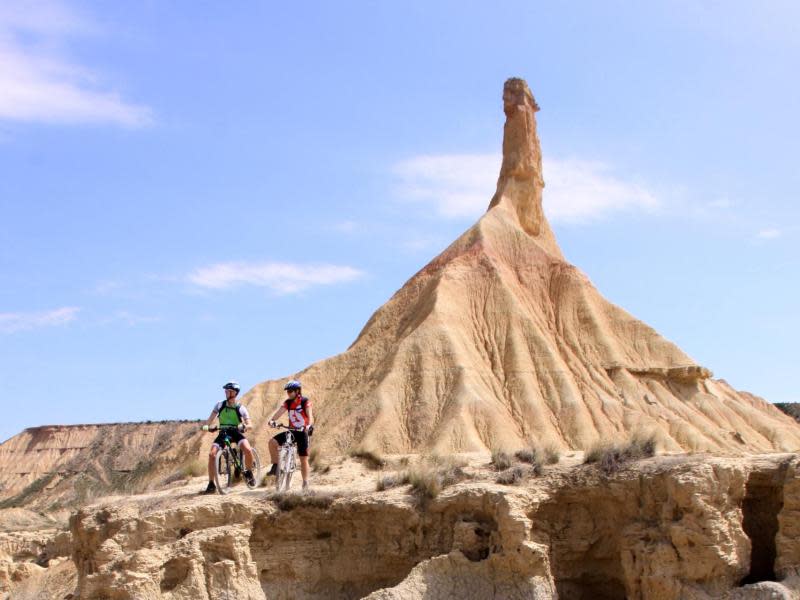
[2,78,800,600]
[242,77,800,457]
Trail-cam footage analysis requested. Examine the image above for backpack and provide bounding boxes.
[217,402,244,424]
[284,396,309,416]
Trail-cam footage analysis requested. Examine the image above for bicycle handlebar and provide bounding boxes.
[204,424,246,433]
[270,423,306,432]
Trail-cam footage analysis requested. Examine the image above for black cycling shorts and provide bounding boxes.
[213,429,246,447]
[273,430,309,457]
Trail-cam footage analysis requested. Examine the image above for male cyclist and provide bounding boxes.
[267,380,314,490]
[200,380,256,494]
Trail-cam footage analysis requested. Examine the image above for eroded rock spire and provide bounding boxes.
[488,78,552,245]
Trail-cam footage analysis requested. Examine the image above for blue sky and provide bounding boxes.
[1,1,798,443]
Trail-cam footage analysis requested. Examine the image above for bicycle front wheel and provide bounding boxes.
[214,449,233,494]
[276,448,292,492]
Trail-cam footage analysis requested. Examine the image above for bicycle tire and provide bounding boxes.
[276,448,292,492]
[284,452,294,491]
[246,447,262,489]
[275,449,287,492]
[214,449,233,494]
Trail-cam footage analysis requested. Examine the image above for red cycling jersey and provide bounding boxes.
[284,396,312,429]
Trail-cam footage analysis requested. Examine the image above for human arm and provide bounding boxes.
[201,407,218,430]
[268,404,287,427]
[240,405,252,431]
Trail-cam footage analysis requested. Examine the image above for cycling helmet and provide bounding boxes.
[223,381,241,392]
[283,379,302,391]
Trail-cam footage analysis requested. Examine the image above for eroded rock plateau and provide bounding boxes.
[5,454,800,599]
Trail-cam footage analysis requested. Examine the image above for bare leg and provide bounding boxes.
[207,446,218,482]
[300,456,309,483]
[268,438,279,464]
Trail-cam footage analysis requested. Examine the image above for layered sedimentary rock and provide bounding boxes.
[27,454,798,600]
[242,78,800,455]
[0,528,73,599]
[0,421,206,503]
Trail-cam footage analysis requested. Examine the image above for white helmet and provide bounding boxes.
[223,381,241,392]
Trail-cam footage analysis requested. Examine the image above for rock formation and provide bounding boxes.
[0,422,207,506]
[241,78,800,455]
[488,77,560,254]
[2,77,800,599]
[1,78,797,500]
[2,453,798,599]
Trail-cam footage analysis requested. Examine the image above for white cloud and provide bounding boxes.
[757,228,782,239]
[0,1,151,127]
[708,198,732,209]
[402,236,448,253]
[102,311,161,326]
[92,280,125,295]
[393,153,658,223]
[393,154,501,219]
[187,261,364,294]
[0,306,79,333]
[330,220,358,234]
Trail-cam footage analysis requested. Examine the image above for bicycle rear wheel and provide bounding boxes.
[214,449,233,494]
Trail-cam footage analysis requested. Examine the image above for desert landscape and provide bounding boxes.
[2,78,799,599]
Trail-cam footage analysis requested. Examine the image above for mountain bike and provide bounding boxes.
[208,425,261,494]
[273,424,303,492]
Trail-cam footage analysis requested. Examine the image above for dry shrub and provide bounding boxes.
[496,466,530,485]
[491,450,512,471]
[512,449,541,477]
[349,448,387,470]
[375,455,471,502]
[584,434,657,474]
[161,471,186,486]
[514,449,539,465]
[511,443,560,477]
[309,447,331,474]
[542,444,561,465]
[107,458,156,495]
[272,491,339,512]
[408,463,468,500]
[182,459,206,478]
[376,473,406,492]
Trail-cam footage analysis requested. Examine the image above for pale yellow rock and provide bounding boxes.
[2,452,800,599]
[2,77,800,600]
[241,78,800,456]
[777,458,800,578]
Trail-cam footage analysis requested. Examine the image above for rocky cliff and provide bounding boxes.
[5,453,800,599]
